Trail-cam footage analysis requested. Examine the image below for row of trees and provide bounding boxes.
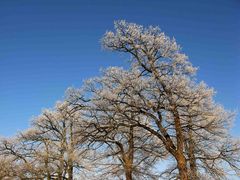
[0,21,239,180]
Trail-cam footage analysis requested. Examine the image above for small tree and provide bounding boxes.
[0,101,92,180]
[28,101,90,179]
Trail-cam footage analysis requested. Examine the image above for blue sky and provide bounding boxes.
[0,0,239,137]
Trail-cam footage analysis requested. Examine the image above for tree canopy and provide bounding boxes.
[0,20,239,180]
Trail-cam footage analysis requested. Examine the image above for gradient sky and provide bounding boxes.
[0,0,239,137]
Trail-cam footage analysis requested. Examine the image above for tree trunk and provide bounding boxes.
[124,125,134,180]
[173,109,189,180]
[47,173,51,180]
[187,118,198,179]
[176,153,189,180]
[44,141,51,180]
[68,165,73,180]
[67,121,74,180]
[188,140,198,179]
[125,168,133,180]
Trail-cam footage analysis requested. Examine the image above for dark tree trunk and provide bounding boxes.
[187,118,198,179]
[68,165,73,180]
[125,168,133,180]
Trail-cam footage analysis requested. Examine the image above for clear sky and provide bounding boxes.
[0,0,239,137]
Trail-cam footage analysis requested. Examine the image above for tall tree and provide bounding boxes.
[101,20,240,179]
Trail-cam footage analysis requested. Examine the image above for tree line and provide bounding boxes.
[0,21,239,180]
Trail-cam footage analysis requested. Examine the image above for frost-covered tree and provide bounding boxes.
[26,101,91,179]
[0,101,92,180]
[0,136,45,179]
[100,20,240,179]
[1,20,239,180]
[71,73,167,180]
